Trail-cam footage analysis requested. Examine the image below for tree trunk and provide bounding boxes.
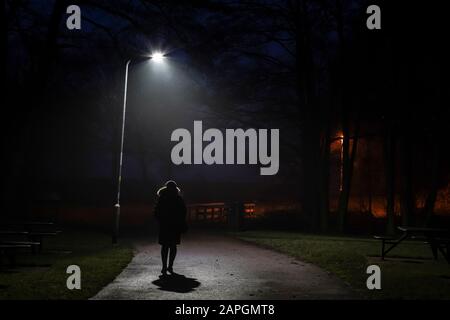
[335,0,358,234]
[294,0,321,231]
[399,134,414,226]
[384,127,396,235]
[20,0,68,216]
[424,138,439,226]
[319,120,331,233]
[338,118,359,233]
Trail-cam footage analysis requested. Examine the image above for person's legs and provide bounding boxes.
[168,245,177,273]
[161,245,169,274]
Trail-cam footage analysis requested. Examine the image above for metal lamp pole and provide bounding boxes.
[112,52,165,244]
[113,59,131,244]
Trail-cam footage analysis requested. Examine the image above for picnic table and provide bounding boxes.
[0,221,62,266]
[0,231,29,236]
[374,226,450,263]
[3,221,56,230]
[0,243,33,265]
[0,230,40,253]
[0,222,61,252]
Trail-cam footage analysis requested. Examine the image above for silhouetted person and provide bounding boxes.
[154,180,187,275]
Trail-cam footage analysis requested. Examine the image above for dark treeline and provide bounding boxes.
[3,0,449,234]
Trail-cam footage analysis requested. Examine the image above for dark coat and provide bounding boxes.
[154,186,187,246]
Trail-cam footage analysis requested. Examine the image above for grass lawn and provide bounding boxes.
[0,230,133,299]
[234,231,450,299]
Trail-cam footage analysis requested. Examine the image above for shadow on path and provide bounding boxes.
[152,273,200,293]
[93,233,355,299]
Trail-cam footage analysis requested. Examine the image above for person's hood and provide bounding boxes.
[157,186,181,197]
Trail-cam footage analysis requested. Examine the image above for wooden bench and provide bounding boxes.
[1,222,62,252]
[0,221,63,266]
[0,243,32,266]
[0,230,38,254]
[434,238,450,263]
[373,235,399,260]
[374,227,450,263]
[28,232,60,252]
[1,240,40,251]
[0,231,29,236]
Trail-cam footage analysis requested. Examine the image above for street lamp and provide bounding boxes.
[151,51,165,63]
[113,52,166,244]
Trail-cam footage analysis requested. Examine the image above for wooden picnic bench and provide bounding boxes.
[0,221,62,266]
[0,243,32,266]
[3,221,58,231]
[28,231,60,252]
[0,230,40,254]
[0,222,62,253]
[374,226,450,263]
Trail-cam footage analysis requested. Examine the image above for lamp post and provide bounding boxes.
[113,52,166,244]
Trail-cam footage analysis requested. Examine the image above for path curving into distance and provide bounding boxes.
[92,232,355,300]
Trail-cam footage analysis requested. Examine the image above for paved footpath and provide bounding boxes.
[92,232,355,300]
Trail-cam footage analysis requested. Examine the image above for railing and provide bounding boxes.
[187,202,229,223]
[187,202,257,224]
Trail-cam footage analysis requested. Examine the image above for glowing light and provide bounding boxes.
[151,52,165,63]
